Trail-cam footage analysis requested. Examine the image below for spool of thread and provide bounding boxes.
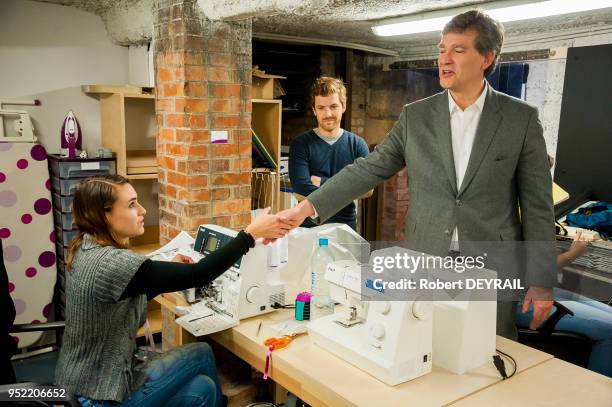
[295,291,311,321]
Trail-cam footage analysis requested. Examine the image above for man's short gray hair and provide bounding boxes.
[443,10,505,77]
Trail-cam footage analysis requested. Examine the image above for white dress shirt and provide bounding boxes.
[449,82,488,250]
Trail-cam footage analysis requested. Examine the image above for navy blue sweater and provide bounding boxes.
[289,129,369,228]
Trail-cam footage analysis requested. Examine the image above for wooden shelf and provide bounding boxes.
[131,225,160,249]
[252,99,282,212]
[128,173,158,180]
[132,242,162,255]
[127,149,157,177]
[136,303,162,337]
[82,84,153,97]
[124,93,155,100]
[252,98,282,104]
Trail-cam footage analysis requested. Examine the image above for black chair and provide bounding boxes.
[517,300,593,368]
[0,239,79,407]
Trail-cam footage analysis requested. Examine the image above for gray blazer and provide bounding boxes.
[308,86,556,290]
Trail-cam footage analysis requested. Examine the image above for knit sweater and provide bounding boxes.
[289,129,369,226]
[54,235,148,401]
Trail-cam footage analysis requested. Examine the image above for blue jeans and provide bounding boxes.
[517,288,612,377]
[78,342,222,407]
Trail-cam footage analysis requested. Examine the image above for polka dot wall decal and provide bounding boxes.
[30,144,47,161]
[0,228,10,238]
[42,303,52,318]
[25,267,37,278]
[4,245,22,262]
[8,282,14,293]
[0,172,5,183]
[34,198,52,215]
[11,336,18,345]
[0,143,12,151]
[21,214,32,224]
[45,179,51,191]
[16,159,28,169]
[0,190,17,207]
[14,299,25,315]
[38,251,55,268]
[31,320,41,324]
[50,231,55,243]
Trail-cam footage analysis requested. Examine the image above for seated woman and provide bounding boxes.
[518,231,612,378]
[55,174,290,406]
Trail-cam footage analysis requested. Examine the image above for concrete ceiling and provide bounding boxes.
[34,0,612,57]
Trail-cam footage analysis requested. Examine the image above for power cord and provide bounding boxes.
[271,302,295,309]
[493,349,517,380]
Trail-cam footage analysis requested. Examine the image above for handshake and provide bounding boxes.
[244,200,316,242]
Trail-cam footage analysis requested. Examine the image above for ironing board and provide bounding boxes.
[0,142,56,348]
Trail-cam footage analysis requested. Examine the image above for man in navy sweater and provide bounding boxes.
[289,77,369,230]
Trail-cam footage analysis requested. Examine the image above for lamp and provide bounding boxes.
[372,0,612,36]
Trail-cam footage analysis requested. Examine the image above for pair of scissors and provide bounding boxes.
[263,335,294,351]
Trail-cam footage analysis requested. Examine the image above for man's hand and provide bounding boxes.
[245,207,293,242]
[522,286,553,330]
[278,200,316,229]
[310,175,321,187]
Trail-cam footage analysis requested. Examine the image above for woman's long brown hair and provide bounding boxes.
[66,174,131,269]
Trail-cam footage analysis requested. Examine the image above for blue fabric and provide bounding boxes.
[517,288,612,377]
[78,343,222,407]
[486,63,528,99]
[289,130,369,228]
[566,201,612,238]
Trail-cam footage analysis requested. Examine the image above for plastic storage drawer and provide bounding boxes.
[49,158,116,179]
[52,193,73,213]
[54,210,76,230]
[51,177,82,196]
[55,241,69,260]
[55,225,78,246]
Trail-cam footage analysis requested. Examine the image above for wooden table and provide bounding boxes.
[449,358,612,407]
[156,293,558,407]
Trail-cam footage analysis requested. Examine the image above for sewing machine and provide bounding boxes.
[308,259,434,386]
[308,245,499,384]
[172,224,285,336]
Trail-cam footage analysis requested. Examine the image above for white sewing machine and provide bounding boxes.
[308,259,434,386]
[430,265,498,374]
[169,224,285,336]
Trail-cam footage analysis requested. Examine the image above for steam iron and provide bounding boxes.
[61,110,82,158]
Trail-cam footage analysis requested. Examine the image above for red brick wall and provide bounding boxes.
[379,169,409,241]
[154,0,252,242]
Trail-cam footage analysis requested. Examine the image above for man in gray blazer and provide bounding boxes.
[279,10,556,339]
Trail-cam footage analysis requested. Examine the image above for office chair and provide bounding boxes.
[517,301,593,368]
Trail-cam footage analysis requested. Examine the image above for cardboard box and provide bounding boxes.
[252,66,286,99]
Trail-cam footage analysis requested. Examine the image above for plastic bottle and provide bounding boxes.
[310,237,335,320]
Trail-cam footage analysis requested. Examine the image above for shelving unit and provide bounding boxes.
[84,85,160,337]
[252,99,282,212]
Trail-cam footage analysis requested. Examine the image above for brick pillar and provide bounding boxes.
[154,0,252,243]
[380,168,409,241]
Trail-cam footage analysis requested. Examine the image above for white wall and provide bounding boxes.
[525,58,566,159]
[0,0,130,154]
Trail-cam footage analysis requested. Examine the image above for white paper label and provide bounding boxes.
[81,162,100,170]
[211,130,229,143]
